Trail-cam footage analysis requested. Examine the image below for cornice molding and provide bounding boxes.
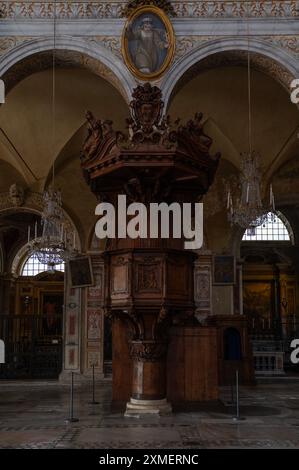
[0,1,298,20]
[0,17,298,39]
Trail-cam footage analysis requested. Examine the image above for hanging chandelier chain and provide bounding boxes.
[247,1,252,156]
[52,0,57,187]
[27,0,79,270]
[226,1,275,230]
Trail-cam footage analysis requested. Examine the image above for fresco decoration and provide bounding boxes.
[122,5,175,80]
[87,309,101,340]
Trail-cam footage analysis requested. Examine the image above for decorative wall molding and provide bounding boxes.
[0,36,34,56]
[263,36,299,58]
[171,1,298,18]
[0,190,43,211]
[87,36,122,58]
[174,36,214,61]
[1,35,298,73]
[194,254,213,321]
[63,270,81,372]
[174,35,299,63]
[0,1,298,20]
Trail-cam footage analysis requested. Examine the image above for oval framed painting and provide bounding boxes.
[122,5,175,81]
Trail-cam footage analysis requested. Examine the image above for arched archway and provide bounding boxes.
[0,216,66,379]
[0,44,130,247]
[161,37,299,109]
[0,36,136,102]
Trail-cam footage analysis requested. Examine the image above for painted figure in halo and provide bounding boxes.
[127,16,169,74]
[44,300,57,332]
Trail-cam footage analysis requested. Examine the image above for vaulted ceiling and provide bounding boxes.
[0,60,298,252]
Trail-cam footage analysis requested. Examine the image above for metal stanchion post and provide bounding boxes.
[88,364,99,405]
[232,369,245,421]
[235,370,240,420]
[66,371,79,423]
[230,380,235,405]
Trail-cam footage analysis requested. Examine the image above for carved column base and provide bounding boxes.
[130,340,168,401]
[125,398,172,417]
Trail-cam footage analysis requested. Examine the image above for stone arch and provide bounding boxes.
[0,36,136,103]
[12,240,39,276]
[162,37,299,109]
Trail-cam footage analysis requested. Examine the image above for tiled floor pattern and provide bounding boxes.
[0,380,299,448]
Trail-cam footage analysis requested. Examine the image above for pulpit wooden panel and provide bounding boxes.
[167,326,218,402]
[112,318,132,403]
[112,324,219,404]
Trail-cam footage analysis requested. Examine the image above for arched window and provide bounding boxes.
[21,254,65,276]
[242,212,293,242]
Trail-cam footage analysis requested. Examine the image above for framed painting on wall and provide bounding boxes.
[213,255,236,285]
[122,5,175,80]
[69,256,94,288]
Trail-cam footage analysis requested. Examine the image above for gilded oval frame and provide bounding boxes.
[122,5,175,81]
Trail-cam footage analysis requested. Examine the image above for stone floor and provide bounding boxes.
[0,379,299,449]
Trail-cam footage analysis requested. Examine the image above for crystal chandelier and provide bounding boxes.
[226,11,275,229]
[27,3,78,271]
[28,187,78,271]
[227,151,275,229]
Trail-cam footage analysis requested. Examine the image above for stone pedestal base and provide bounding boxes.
[125,398,172,418]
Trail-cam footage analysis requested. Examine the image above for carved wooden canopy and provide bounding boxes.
[81,83,220,202]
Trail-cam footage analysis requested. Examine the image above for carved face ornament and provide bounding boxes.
[9,184,24,207]
[140,103,154,124]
